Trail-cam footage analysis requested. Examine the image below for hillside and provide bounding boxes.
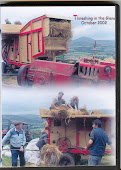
[2,114,46,138]
[57,37,115,61]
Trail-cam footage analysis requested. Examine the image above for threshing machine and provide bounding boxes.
[40,109,115,166]
[2,15,115,86]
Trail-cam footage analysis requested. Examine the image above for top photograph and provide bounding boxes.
[1,6,115,88]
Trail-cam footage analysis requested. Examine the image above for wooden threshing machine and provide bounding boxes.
[40,109,115,166]
[2,15,115,87]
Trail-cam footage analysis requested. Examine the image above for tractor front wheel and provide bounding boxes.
[57,153,75,166]
[17,65,30,86]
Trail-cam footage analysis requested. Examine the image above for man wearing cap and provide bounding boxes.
[51,92,67,110]
[85,119,112,166]
[2,121,26,167]
[69,96,79,110]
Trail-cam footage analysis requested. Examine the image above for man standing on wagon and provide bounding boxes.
[85,119,112,166]
[2,121,26,167]
[69,96,79,110]
[50,92,66,110]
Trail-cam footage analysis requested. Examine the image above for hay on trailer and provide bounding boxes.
[79,107,89,115]
[50,106,69,119]
[90,110,103,115]
[50,106,89,119]
[50,21,72,40]
[41,144,62,165]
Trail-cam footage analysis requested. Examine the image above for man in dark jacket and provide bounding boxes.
[36,131,48,150]
[85,119,112,166]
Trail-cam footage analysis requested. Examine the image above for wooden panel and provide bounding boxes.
[50,119,65,146]
[22,25,31,33]
[32,32,38,56]
[20,35,27,63]
[45,37,66,51]
[105,119,111,136]
[66,119,76,146]
[32,31,42,57]
[100,119,114,150]
[32,20,42,30]
[1,24,23,34]
[79,131,90,148]
[43,18,49,37]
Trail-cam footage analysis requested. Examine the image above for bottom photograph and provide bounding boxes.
[2,86,116,167]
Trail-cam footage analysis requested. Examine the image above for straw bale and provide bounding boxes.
[41,144,62,165]
[90,110,103,115]
[79,108,89,115]
[50,21,72,40]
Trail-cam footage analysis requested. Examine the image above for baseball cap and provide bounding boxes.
[58,92,64,95]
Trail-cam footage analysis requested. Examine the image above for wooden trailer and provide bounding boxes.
[2,24,24,72]
[2,15,71,72]
[40,109,115,166]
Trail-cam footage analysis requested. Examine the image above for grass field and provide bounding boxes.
[2,154,115,167]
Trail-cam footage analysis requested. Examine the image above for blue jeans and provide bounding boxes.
[11,145,25,167]
[72,106,75,109]
[88,155,102,166]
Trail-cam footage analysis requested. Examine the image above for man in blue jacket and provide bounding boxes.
[85,119,112,166]
[2,121,26,167]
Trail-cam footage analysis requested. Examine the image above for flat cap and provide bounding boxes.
[14,121,22,126]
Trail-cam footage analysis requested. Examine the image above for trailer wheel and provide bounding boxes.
[57,153,75,166]
[17,65,30,86]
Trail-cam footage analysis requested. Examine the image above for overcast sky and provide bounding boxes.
[2,86,115,115]
[1,6,115,40]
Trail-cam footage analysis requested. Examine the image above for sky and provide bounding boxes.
[1,6,115,40]
[2,86,115,115]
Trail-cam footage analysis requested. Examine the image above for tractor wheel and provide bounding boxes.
[17,65,30,86]
[104,66,112,76]
[57,153,75,166]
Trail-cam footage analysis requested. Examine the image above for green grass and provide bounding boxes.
[2,154,115,167]
[2,155,11,167]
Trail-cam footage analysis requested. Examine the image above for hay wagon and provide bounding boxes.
[40,109,115,166]
[2,15,115,86]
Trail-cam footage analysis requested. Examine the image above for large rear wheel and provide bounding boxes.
[57,153,75,166]
[17,65,30,86]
